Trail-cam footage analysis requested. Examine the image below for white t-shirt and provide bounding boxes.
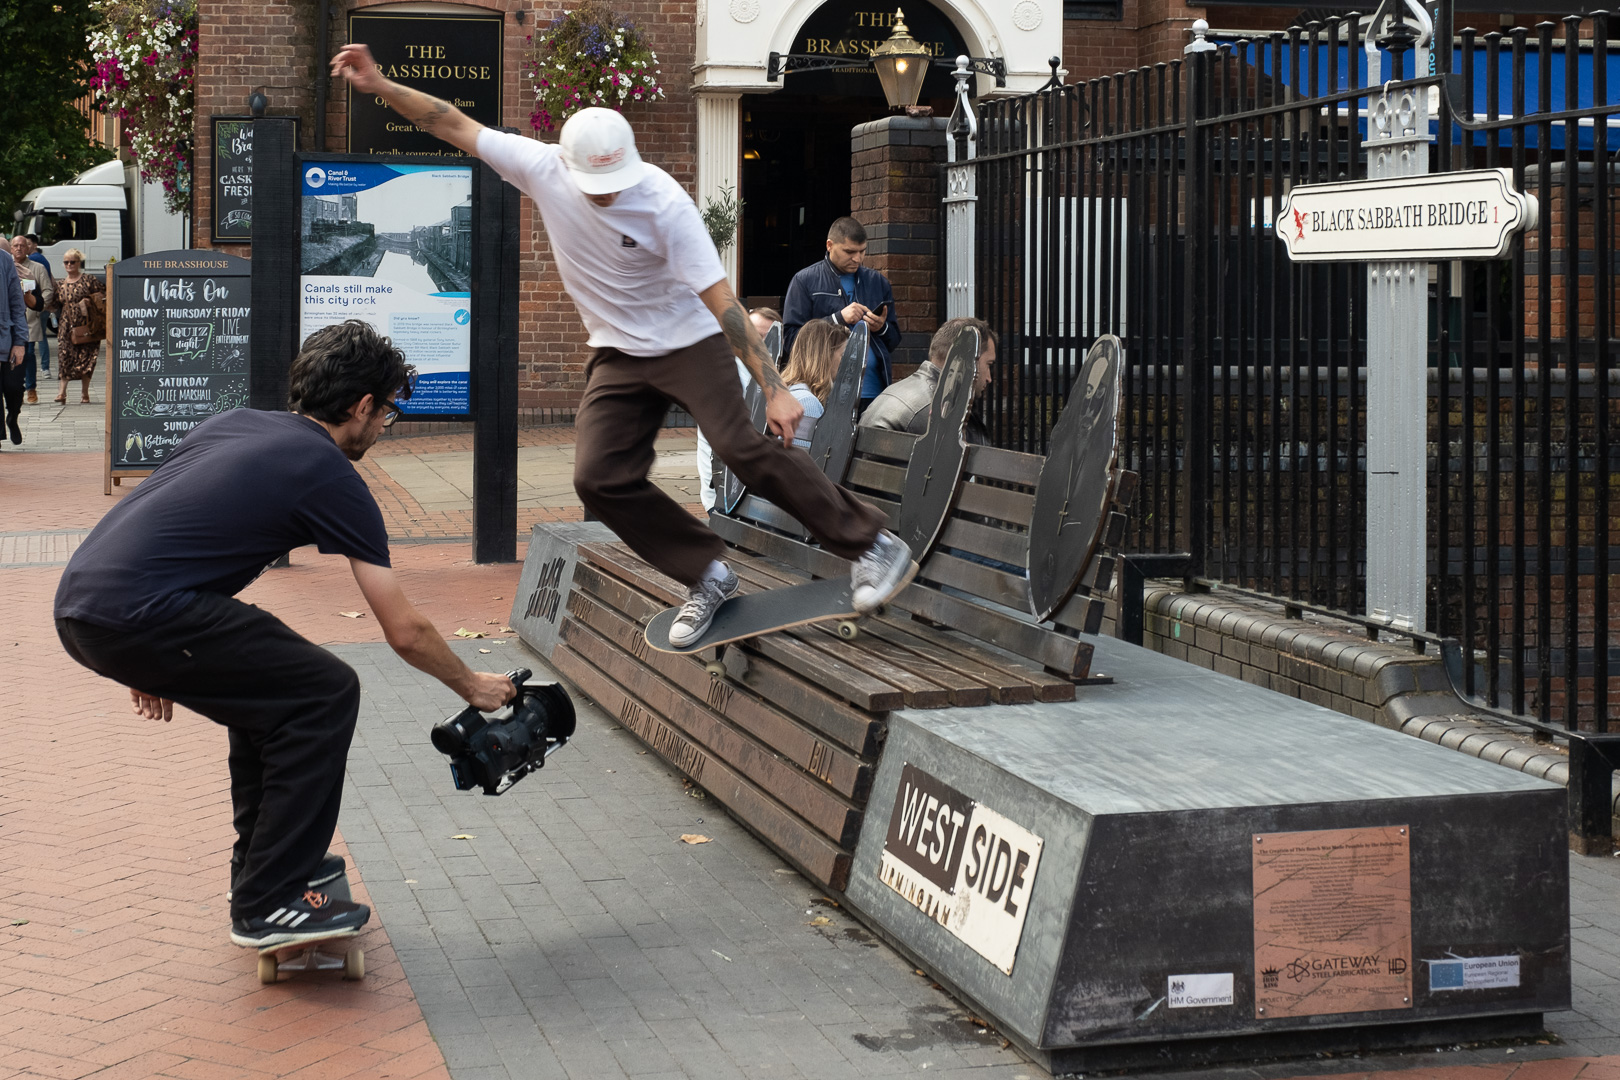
[476,128,727,357]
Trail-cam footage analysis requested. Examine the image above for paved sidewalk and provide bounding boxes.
[5,399,1620,1080]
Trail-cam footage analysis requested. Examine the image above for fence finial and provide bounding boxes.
[1185,19,1218,54]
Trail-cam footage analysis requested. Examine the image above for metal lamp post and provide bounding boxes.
[869,9,932,110]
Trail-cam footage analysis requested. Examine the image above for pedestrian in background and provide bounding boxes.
[54,248,103,405]
[0,243,25,448]
[12,236,53,407]
[782,217,901,415]
[695,307,775,511]
[861,316,996,445]
[24,236,55,376]
[779,320,848,450]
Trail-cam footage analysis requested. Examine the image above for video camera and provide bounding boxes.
[431,669,576,795]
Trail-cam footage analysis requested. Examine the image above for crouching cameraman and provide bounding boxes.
[54,320,515,949]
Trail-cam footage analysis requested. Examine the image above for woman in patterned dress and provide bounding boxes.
[54,248,104,404]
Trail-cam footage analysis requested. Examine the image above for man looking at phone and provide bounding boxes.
[782,217,901,415]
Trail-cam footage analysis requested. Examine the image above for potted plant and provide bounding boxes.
[523,1,665,134]
[88,0,197,215]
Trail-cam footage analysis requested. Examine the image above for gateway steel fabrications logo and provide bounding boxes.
[877,763,1043,975]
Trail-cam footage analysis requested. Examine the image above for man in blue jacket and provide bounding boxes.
[782,217,902,414]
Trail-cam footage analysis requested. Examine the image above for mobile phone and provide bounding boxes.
[872,303,888,317]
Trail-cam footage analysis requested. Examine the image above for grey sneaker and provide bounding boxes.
[668,568,739,647]
[851,531,917,613]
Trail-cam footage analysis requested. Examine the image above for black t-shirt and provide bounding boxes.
[55,410,391,630]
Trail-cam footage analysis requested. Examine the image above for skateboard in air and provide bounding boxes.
[258,929,364,983]
[643,568,918,677]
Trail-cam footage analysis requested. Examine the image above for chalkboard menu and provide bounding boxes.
[210,116,299,244]
[108,251,251,482]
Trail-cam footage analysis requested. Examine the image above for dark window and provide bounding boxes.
[1065,0,1123,20]
[29,212,98,245]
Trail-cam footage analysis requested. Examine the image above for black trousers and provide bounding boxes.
[57,592,361,919]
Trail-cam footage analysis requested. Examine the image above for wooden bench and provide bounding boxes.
[548,423,1135,891]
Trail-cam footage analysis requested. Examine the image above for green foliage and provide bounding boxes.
[0,0,115,223]
[702,186,743,256]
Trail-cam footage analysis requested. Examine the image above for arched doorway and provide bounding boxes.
[739,0,972,300]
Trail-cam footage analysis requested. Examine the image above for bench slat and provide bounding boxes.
[552,642,853,890]
[853,426,917,461]
[954,481,1034,527]
[734,495,809,538]
[964,444,1043,487]
[846,457,906,497]
[936,516,1029,567]
[562,618,864,847]
[566,590,874,798]
[918,549,1031,610]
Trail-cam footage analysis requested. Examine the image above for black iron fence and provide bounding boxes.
[965,7,1620,731]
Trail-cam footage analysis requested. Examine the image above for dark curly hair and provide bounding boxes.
[289,321,416,423]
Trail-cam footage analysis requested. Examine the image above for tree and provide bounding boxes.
[0,0,114,223]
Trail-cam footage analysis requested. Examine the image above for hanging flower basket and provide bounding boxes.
[523,1,664,134]
[87,0,197,215]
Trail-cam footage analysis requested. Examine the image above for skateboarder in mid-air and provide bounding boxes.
[55,321,518,949]
[331,45,918,646]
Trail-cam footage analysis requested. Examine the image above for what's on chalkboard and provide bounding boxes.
[211,115,299,244]
[108,250,252,480]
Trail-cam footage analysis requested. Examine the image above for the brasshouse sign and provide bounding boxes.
[1275,168,1536,262]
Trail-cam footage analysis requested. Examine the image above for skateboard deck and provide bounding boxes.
[1026,335,1124,621]
[716,321,782,514]
[895,328,981,558]
[256,929,363,983]
[644,566,917,655]
[806,322,868,485]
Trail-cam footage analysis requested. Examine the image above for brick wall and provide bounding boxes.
[194,0,698,410]
[850,116,947,371]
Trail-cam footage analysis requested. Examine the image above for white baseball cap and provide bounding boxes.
[559,108,648,196]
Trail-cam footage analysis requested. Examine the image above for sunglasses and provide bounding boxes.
[64,259,83,265]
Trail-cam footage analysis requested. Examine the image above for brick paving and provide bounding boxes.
[5,402,1620,1080]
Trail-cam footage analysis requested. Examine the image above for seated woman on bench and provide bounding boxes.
[780,320,849,450]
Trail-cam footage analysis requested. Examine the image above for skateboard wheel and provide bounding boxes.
[343,948,364,981]
[704,661,726,679]
[258,954,279,984]
[837,621,859,640]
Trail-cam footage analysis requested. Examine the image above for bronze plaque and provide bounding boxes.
[1252,825,1413,1019]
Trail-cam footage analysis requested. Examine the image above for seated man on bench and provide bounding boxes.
[860,317,996,444]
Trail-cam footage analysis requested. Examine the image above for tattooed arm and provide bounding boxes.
[699,278,803,445]
[331,44,483,156]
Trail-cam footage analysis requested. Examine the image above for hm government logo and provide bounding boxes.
[1170,980,1185,995]
[304,166,327,189]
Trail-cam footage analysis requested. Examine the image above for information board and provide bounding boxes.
[347,10,503,156]
[298,155,473,417]
[107,250,252,489]
[211,115,300,244]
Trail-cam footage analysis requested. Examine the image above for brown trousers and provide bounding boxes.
[573,334,886,586]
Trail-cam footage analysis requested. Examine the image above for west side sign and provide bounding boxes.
[878,763,1044,975]
[1275,168,1536,261]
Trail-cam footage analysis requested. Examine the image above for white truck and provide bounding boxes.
[13,158,190,276]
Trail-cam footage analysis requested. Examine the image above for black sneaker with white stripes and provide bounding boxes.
[229,888,370,948]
